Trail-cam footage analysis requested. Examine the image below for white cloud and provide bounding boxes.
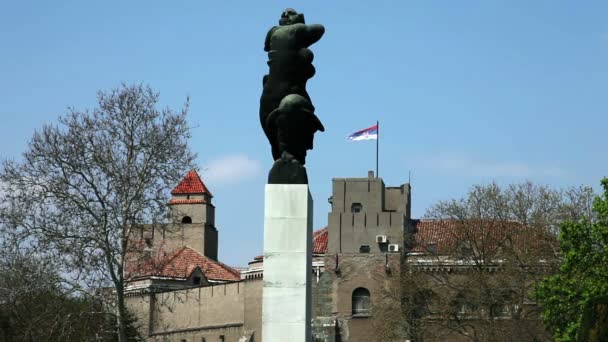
[415,153,568,179]
[202,154,263,185]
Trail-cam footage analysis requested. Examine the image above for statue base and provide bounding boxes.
[268,158,308,184]
[262,184,312,341]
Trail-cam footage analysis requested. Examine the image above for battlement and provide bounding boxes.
[329,171,410,216]
[327,172,411,253]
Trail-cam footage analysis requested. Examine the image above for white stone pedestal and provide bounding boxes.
[262,184,312,342]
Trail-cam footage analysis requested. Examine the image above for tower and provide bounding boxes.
[314,171,412,341]
[327,170,411,254]
[167,170,218,260]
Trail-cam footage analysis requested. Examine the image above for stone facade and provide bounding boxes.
[167,170,218,261]
[313,171,411,341]
[125,170,246,340]
[126,171,548,341]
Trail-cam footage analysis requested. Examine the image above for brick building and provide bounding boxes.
[125,170,548,341]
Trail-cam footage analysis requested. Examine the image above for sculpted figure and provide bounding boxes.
[260,8,325,184]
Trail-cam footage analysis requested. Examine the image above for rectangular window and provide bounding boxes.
[458,303,471,315]
[193,276,201,285]
[353,297,371,315]
[219,335,225,342]
[491,304,511,318]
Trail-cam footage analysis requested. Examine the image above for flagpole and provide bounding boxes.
[376,120,379,178]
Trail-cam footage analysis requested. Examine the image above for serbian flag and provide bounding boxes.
[347,124,378,141]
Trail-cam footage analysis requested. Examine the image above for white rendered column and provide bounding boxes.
[262,184,312,342]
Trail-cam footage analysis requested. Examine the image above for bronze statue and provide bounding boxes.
[260,8,325,184]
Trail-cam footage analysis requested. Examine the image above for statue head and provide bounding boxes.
[279,8,305,26]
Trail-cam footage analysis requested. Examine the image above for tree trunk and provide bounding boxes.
[116,287,128,342]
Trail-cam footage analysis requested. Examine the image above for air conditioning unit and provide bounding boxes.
[375,235,388,243]
[388,244,400,252]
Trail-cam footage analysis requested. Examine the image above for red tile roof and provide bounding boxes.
[167,199,207,205]
[411,219,556,256]
[313,227,328,254]
[171,170,212,196]
[128,246,239,282]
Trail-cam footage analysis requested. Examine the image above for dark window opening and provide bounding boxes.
[456,301,477,315]
[351,203,363,213]
[359,245,370,253]
[219,335,225,342]
[451,293,477,317]
[491,290,517,318]
[414,289,436,318]
[490,291,516,318]
[352,287,371,316]
[193,276,201,285]
[182,216,192,224]
[457,242,473,257]
[201,338,206,342]
[491,303,511,318]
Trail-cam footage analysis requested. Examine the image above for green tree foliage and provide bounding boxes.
[535,178,608,342]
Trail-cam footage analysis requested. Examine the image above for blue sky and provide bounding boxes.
[1,1,606,267]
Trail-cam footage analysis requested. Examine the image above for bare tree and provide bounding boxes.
[373,182,595,342]
[0,244,139,342]
[0,84,196,342]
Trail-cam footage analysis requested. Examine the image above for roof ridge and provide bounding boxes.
[163,246,188,266]
[213,259,241,277]
[181,246,221,260]
[178,246,239,276]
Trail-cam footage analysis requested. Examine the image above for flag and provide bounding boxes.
[347,124,378,141]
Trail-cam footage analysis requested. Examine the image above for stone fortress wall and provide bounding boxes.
[127,279,263,342]
[126,171,412,342]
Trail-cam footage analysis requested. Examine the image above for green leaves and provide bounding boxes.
[534,178,608,342]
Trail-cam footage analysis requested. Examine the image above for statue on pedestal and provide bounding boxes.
[260,8,325,184]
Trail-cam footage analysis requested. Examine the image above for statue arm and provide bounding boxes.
[264,26,278,52]
[300,24,325,47]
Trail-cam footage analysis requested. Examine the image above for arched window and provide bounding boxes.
[182,216,192,224]
[352,287,371,316]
